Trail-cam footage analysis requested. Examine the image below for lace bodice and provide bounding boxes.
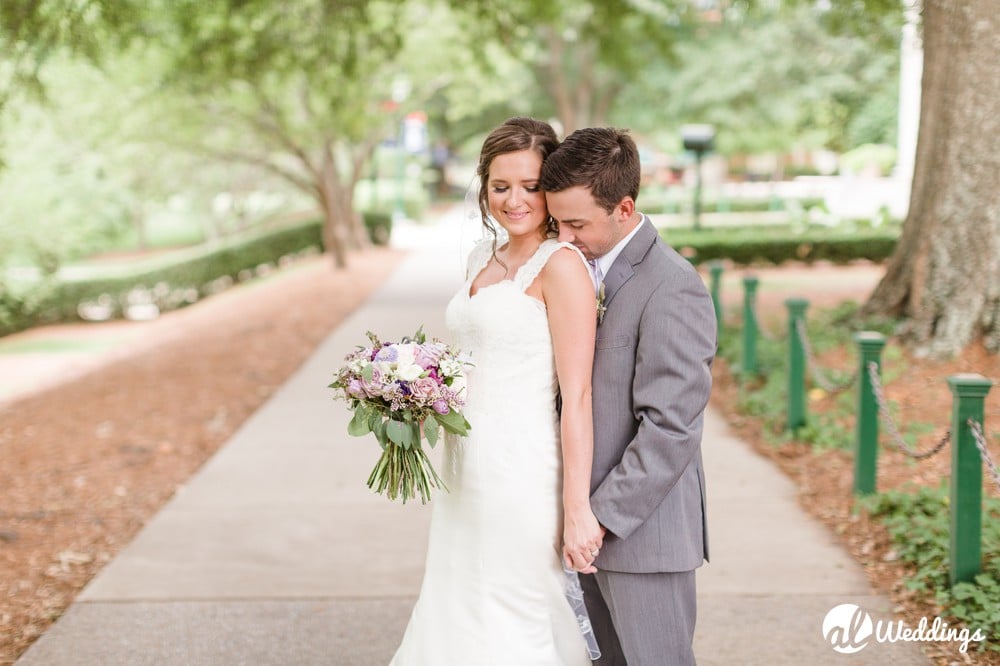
[445,239,585,401]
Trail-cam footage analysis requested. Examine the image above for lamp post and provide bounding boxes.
[681,124,715,231]
[391,78,411,222]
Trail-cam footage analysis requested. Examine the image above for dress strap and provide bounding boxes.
[465,239,495,281]
[515,240,588,291]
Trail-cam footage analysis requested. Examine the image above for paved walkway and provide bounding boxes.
[16,209,930,665]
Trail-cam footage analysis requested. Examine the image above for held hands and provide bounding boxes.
[562,507,605,574]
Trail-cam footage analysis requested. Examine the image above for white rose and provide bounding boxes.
[396,362,424,382]
[394,344,417,368]
[438,357,462,377]
[374,360,395,379]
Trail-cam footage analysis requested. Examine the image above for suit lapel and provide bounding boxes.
[601,216,657,308]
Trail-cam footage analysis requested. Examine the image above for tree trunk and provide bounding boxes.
[131,205,148,251]
[317,141,350,267]
[863,0,1000,356]
[319,191,348,269]
[318,180,348,269]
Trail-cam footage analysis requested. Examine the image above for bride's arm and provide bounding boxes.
[541,247,603,573]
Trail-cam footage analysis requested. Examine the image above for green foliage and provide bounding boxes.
[840,143,898,176]
[721,300,898,449]
[621,2,901,154]
[0,0,142,115]
[354,166,431,221]
[662,225,898,265]
[726,290,998,652]
[452,0,696,129]
[1,219,324,336]
[362,212,393,246]
[859,485,1000,653]
[640,190,826,215]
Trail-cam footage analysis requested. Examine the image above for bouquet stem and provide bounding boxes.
[366,443,447,504]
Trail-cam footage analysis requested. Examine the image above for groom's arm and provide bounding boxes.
[590,266,716,540]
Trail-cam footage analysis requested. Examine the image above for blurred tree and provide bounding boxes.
[455,0,696,133]
[402,3,537,157]
[863,0,1000,355]
[619,2,900,158]
[146,0,408,267]
[0,0,140,155]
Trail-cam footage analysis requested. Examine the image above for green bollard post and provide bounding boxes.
[785,298,809,431]
[709,262,724,330]
[853,332,886,496]
[947,373,993,586]
[741,276,759,378]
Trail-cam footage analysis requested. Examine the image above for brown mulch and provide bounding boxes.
[0,247,403,665]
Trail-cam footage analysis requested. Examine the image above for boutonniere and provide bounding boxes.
[596,282,607,325]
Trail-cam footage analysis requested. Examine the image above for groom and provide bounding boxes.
[541,127,716,665]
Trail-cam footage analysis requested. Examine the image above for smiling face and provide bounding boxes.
[547,185,636,261]
[486,149,548,239]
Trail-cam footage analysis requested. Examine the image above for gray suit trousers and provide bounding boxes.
[581,570,697,666]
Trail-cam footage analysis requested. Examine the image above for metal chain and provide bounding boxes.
[795,318,858,393]
[968,419,1000,492]
[748,301,783,342]
[866,361,950,459]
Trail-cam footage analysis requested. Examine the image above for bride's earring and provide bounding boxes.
[546,215,558,236]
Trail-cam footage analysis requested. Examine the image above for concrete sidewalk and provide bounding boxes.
[17,209,930,665]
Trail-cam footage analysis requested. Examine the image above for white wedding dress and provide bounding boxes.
[390,239,594,665]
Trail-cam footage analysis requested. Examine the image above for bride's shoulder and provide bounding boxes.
[541,240,587,267]
[536,241,589,281]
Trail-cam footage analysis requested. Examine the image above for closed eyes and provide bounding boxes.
[490,184,541,194]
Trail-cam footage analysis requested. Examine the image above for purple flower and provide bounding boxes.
[361,369,383,395]
[410,377,439,402]
[347,379,364,397]
[414,344,443,369]
[375,345,398,362]
[432,400,449,415]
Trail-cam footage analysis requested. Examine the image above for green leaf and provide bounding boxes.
[386,419,413,450]
[372,418,388,449]
[434,409,470,436]
[361,364,373,382]
[424,420,439,448]
[951,584,975,601]
[348,408,372,437]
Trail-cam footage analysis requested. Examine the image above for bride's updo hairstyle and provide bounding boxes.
[476,117,560,245]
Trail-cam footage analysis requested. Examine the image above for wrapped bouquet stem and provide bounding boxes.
[330,328,472,503]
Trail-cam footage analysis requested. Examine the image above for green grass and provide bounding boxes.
[0,338,119,355]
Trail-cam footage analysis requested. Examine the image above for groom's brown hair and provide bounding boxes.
[540,127,640,214]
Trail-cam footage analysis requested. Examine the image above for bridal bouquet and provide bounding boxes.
[329,328,471,504]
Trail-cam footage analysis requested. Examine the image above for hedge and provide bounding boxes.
[0,211,399,337]
[643,195,827,215]
[55,218,323,320]
[661,225,898,265]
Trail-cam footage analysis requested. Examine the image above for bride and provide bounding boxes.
[390,117,603,665]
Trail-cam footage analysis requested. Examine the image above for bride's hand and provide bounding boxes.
[562,507,603,574]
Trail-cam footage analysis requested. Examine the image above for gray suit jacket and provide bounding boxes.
[590,216,716,574]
